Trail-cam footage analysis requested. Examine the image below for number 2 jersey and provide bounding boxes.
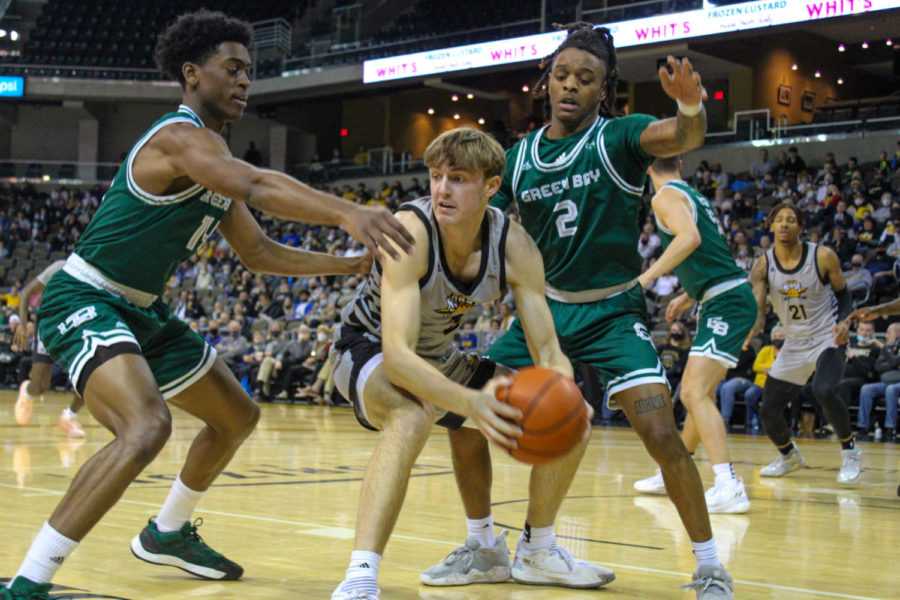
[73,104,232,297]
[491,114,656,296]
[766,242,837,339]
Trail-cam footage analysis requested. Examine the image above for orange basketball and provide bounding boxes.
[495,366,589,465]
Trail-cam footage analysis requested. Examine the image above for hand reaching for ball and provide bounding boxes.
[467,375,523,450]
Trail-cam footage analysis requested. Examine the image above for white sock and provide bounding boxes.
[155,474,205,533]
[519,523,555,552]
[342,551,380,594]
[691,537,721,568]
[712,462,736,486]
[62,408,77,420]
[13,522,79,585]
[466,515,496,548]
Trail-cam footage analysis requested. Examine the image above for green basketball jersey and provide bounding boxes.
[491,114,656,293]
[654,180,745,300]
[75,104,232,296]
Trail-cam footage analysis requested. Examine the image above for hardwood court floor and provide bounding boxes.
[2,391,898,599]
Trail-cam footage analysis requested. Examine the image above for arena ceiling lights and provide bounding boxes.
[363,0,900,84]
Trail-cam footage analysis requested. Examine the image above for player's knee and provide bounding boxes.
[759,399,780,425]
[236,400,261,437]
[120,410,172,464]
[678,382,709,410]
[640,422,683,463]
[30,378,50,395]
[380,398,434,434]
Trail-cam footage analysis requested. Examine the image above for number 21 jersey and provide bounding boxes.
[766,242,837,338]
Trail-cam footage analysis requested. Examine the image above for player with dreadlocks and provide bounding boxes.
[420,23,733,599]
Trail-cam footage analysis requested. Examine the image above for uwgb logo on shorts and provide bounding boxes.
[57,306,98,335]
[706,317,729,337]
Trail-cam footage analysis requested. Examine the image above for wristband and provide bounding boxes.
[676,98,702,117]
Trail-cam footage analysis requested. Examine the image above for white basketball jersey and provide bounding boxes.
[766,242,837,339]
[341,196,509,360]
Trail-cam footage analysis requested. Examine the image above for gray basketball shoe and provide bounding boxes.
[420,530,511,586]
[681,564,734,599]
[759,447,805,477]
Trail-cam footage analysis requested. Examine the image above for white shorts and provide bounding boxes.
[331,324,496,431]
[768,332,836,386]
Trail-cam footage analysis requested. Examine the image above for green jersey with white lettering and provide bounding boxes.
[74,104,232,296]
[491,115,656,293]
[654,180,745,300]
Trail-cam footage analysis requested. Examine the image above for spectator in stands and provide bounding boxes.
[271,324,313,401]
[873,192,894,223]
[657,322,691,399]
[855,217,880,254]
[234,329,267,388]
[842,156,859,183]
[711,162,728,190]
[851,191,874,222]
[497,302,516,331]
[242,141,262,166]
[786,147,807,177]
[754,234,772,258]
[637,222,661,261]
[735,243,753,272]
[750,149,772,180]
[406,177,424,198]
[825,225,855,265]
[892,141,900,170]
[474,304,494,331]
[857,322,900,441]
[864,243,896,300]
[836,320,882,417]
[645,270,679,302]
[843,254,873,299]
[716,342,758,431]
[216,320,250,375]
[744,326,787,429]
[353,145,368,166]
[831,200,855,232]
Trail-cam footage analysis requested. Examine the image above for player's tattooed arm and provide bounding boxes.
[744,253,769,349]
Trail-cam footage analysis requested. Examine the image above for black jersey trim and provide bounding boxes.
[497,209,511,295]
[435,209,491,297]
[812,243,829,286]
[771,241,809,275]
[397,202,435,288]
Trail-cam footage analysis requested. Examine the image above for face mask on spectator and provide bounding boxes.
[209,327,219,336]
[773,339,785,349]
[883,198,892,207]
[738,249,748,257]
[854,198,864,206]
[317,332,328,342]
[670,332,685,341]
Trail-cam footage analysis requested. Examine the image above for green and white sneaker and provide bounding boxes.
[130,517,243,580]
[0,577,57,600]
[420,530,511,586]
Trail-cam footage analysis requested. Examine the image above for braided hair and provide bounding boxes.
[534,22,619,121]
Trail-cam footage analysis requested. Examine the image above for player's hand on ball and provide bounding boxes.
[470,376,522,450]
[832,321,850,346]
[848,306,878,323]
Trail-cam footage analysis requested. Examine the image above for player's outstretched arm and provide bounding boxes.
[639,56,708,157]
[638,189,700,290]
[849,298,900,322]
[217,201,371,277]
[743,253,769,349]
[149,124,414,261]
[505,222,573,379]
[378,213,522,449]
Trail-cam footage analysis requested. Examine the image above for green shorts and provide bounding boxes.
[690,282,756,368]
[37,271,216,398]
[487,285,666,401]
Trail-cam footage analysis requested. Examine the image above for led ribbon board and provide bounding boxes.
[363,0,900,83]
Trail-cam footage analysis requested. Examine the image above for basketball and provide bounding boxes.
[495,366,589,465]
